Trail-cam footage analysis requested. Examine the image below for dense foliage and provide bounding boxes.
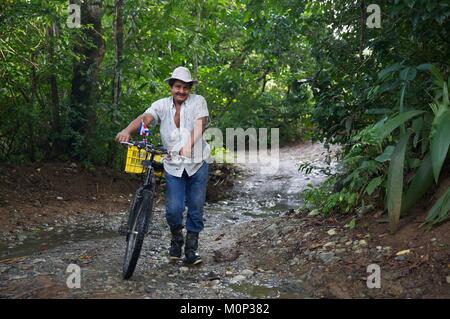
[0,0,314,167]
[1,0,449,229]
[299,0,450,230]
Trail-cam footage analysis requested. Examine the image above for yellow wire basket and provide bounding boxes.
[124,145,163,176]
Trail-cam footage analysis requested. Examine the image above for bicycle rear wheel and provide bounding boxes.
[122,187,154,280]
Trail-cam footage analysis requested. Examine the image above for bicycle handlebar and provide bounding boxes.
[119,140,190,161]
[119,141,135,147]
[120,140,166,153]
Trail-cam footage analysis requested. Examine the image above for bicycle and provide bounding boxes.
[119,139,189,280]
[119,139,167,280]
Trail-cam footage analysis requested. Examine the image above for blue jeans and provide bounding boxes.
[165,161,209,233]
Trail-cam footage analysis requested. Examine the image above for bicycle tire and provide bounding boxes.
[122,187,154,280]
[125,187,144,239]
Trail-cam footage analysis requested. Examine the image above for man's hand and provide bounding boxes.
[179,146,192,158]
[115,130,131,143]
[179,117,207,158]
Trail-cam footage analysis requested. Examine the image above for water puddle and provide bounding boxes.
[0,226,119,261]
[242,211,278,218]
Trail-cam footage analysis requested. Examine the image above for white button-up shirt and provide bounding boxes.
[144,94,212,177]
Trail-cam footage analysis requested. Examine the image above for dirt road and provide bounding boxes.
[1,142,449,298]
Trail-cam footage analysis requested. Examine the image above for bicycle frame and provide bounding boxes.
[141,159,156,189]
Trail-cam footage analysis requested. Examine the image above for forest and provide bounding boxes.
[2,0,448,231]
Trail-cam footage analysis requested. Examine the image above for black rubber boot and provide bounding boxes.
[184,231,202,265]
[169,227,184,261]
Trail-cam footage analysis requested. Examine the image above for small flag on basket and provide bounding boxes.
[139,121,150,136]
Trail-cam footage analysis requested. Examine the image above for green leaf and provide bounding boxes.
[376,110,424,140]
[430,105,450,183]
[138,82,147,90]
[411,116,423,148]
[387,133,410,233]
[418,64,445,85]
[422,187,450,227]
[399,84,406,115]
[401,153,434,215]
[416,63,433,71]
[378,63,403,80]
[378,80,400,94]
[421,112,434,155]
[366,176,383,196]
[443,81,449,105]
[375,145,395,162]
[408,158,422,169]
[345,217,357,230]
[365,108,393,115]
[400,67,417,81]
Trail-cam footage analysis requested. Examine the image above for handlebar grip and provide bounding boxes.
[120,141,134,146]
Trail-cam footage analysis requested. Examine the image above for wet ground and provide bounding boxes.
[1,142,449,299]
[0,142,334,298]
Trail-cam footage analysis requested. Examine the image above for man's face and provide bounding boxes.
[170,80,191,105]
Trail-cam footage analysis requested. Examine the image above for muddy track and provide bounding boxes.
[1,142,449,299]
[0,142,333,298]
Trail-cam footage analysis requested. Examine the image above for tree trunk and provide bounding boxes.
[70,0,105,159]
[359,0,366,62]
[47,22,62,156]
[28,50,38,162]
[110,0,124,164]
[193,1,201,94]
[262,74,267,93]
[112,0,123,107]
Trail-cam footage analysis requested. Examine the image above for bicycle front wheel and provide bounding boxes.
[122,188,154,280]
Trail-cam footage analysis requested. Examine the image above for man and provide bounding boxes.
[116,66,211,265]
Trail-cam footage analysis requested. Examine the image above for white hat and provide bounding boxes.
[164,66,198,85]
